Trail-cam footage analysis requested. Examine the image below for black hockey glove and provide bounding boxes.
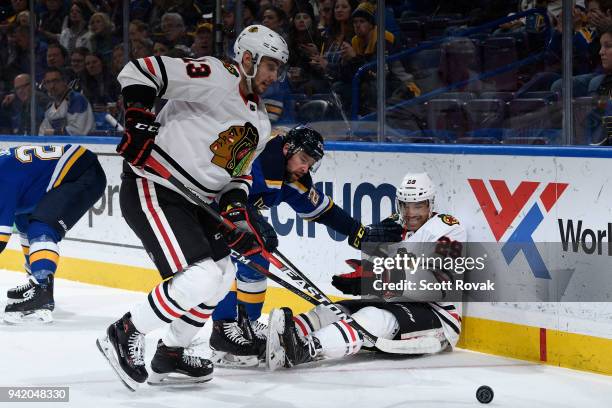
[117,107,160,167]
[220,203,264,256]
[250,210,279,252]
[331,259,376,296]
[348,218,404,250]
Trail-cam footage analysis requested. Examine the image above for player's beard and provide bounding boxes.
[253,81,268,95]
[284,169,304,182]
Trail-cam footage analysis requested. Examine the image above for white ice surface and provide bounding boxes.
[0,270,611,408]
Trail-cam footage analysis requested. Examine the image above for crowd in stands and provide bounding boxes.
[0,0,611,144]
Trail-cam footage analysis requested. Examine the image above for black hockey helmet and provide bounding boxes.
[283,125,324,172]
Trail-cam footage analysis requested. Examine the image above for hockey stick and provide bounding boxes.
[143,156,441,354]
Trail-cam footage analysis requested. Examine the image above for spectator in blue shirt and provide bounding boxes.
[38,68,94,136]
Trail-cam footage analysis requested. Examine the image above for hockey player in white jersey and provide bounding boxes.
[266,172,466,370]
[96,25,289,390]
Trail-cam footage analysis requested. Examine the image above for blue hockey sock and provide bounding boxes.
[212,281,238,321]
[27,221,61,284]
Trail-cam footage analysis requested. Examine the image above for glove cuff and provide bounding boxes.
[125,107,156,120]
[348,224,366,250]
[219,189,248,212]
[222,202,246,213]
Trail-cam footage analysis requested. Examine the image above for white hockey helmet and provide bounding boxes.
[233,25,289,89]
[396,172,436,222]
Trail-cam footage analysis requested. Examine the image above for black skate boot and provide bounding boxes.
[249,320,268,357]
[237,304,267,359]
[266,307,321,371]
[4,276,55,324]
[6,280,34,303]
[209,319,259,367]
[6,266,47,305]
[148,340,214,385]
[96,313,147,391]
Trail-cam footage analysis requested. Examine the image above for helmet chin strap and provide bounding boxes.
[239,55,259,95]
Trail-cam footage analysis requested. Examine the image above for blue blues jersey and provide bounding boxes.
[0,145,90,245]
[248,137,359,238]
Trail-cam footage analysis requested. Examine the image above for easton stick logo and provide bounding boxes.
[468,179,568,279]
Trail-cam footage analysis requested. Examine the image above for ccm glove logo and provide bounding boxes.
[349,225,366,249]
[134,123,160,132]
[118,107,159,166]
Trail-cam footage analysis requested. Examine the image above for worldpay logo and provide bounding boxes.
[468,179,568,279]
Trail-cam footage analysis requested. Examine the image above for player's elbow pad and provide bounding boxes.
[122,85,156,110]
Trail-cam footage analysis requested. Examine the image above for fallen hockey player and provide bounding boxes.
[266,172,466,370]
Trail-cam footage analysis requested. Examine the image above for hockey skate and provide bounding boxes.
[147,339,213,385]
[266,307,321,371]
[6,265,47,305]
[3,276,54,324]
[209,319,260,368]
[96,313,147,391]
[237,304,267,358]
[249,319,268,356]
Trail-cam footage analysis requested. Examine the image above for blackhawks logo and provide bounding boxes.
[223,61,239,77]
[210,122,260,177]
[438,214,459,226]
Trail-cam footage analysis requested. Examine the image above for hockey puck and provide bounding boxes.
[476,385,494,404]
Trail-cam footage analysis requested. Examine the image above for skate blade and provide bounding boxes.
[266,310,286,372]
[96,336,140,392]
[147,371,212,386]
[3,310,53,325]
[210,350,259,368]
[5,298,55,310]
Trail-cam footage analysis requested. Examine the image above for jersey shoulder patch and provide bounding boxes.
[200,57,241,87]
[307,187,320,206]
[438,214,460,226]
[222,61,240,77]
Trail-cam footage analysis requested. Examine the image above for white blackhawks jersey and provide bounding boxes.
[117,56,273,203]
[403,213,466,244]
[402,212,466,349]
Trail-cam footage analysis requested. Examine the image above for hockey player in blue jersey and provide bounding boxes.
[208,125,404,366]
[0,145,106,324]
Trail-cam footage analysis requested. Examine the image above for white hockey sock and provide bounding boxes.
[313,306,401,359]
[131,256,234,334]
[293,312,319,337]
[313,319,363,359]
[293,303,347,337]
[162,317,200,347]
[131,280,185,333]
[162,303,215,347]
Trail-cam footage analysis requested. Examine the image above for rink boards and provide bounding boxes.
[0,136,611,375]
